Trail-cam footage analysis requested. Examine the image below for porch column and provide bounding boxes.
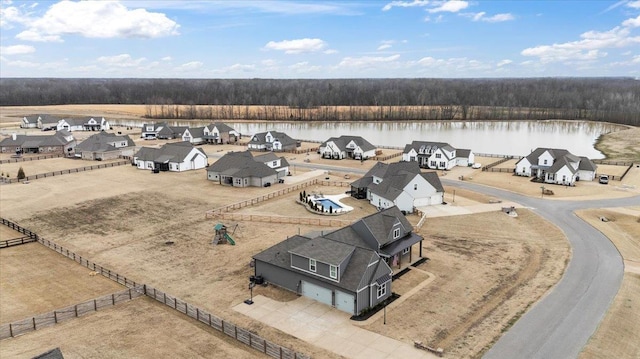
[398,253,402,269]
[419,239,423,257]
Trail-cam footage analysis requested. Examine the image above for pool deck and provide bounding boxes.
[309,193,354,213]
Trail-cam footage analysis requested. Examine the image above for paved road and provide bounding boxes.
[289,161,640,358]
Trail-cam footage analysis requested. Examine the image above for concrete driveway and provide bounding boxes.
[234,295,437,359]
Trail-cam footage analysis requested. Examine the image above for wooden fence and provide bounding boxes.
[485,167,515,173]
[475,152,523,159]
[143,285,309,359]
[0,153,63,164]
[0,219,311,358]
[374,152,402,161]
[0,218,38,248]
[482,157,514,172]
[592,159,635,166]
[214,212,353,227]
[0,160,129,184]
[0,286,144,340]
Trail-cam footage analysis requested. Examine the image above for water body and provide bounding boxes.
[114,119,624,159]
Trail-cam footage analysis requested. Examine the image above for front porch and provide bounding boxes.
[381,235,424,272]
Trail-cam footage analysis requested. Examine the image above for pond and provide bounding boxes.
[112,119,625,159]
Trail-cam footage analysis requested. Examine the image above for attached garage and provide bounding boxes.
[301,281,332,307]
[335,290,355,315]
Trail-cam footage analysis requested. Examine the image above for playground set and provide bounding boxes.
[212,223,237,245]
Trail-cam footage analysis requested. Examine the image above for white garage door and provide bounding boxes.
[335,290,355,315]
[301,281,332,307]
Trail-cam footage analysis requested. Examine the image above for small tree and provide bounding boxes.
[17,167,26,180]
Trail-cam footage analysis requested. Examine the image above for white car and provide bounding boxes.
[472,163,482,169]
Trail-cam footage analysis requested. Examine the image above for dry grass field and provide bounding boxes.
[595,126,640,162]
[0,243,124,323]
[577,207,640,359]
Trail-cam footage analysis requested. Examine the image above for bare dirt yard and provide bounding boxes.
[0,157,124,180]
[0,297,265,359]
[0,242,124,323]
[0,160,571,359]
[576,207,640,359]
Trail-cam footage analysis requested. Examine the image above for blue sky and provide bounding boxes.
[1,0,639,78]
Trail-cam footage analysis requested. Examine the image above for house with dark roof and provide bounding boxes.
[21,115,39,128]
[247,131,298,152]
[319,135,377,160]
[350,161,444,213]
[140,122,186,139]
[37,115,61,130]
[75,132,136,160]
[181,127,206,144]
[133,142,207,172]
[203,123,240,144]
[207,151,287,187]
[402,141,473,170]
[56,117,110,132]
[0,131,76,155]
[253,206,423,315]
[515,147,597,185]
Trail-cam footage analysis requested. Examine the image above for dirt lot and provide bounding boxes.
[595,126,640,162]
[576,207,640,359]
[0,243,124,322]
[0,297,265,359]
[0,226,25,241]
[0,159,571,359]
[0,157,124,179]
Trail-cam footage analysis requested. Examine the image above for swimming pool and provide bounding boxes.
[316,198,344,211]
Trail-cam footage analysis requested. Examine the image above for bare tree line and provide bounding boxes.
[1,78,638,125]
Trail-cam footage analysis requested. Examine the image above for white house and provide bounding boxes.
[21,115,38,128]
[247,131,297,152]
[402,141,457,170]
[350,161,444,213]
[203,123,240,144]
[455,149,475,167]
[319,135,377,160]
[181,127,206,144]
[75,132,136,160]
[56,117,110,132]
[133,142,207,172]
[37,115,60,130]
[515,148,597,185]
[254,152,290,179]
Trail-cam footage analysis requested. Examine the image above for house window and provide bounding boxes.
[329,265,337,279]
[377,282,387,298]
[272,161,277,167]
[414,184,418,190]
[440,161,445,167]
[402,247,410,255]
[430,161,436,167]
[410,156,415,161]
[309,259,316,272]
[235,178,242,184]
[147,163,152,169]
[435,153,441,158]
[393,228,400,239]
[544,159,548,165]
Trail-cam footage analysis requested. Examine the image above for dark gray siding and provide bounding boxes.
[254,261,301,293]
[358,260,381,290]
[291,253,334,281]
[356,288,371,314]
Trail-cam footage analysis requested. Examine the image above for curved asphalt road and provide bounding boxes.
[292,161,640,358]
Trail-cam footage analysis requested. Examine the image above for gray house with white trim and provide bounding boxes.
[207,151,286,187]
[253,206,423,316]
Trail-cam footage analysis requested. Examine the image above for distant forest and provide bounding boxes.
[1,78,639,125]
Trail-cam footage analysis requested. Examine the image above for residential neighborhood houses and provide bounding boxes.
[203,123,241,144]
[318,135,377,160]
[56,117,111,132]
[515,147,598,186]
[253,206,424,316]
[74,131,136,160]
[402,140,474,170]
[141,122,187,139]
[247,130,298,152]
[350,161,444,213]
[207,150,289,187]
[133,142,207,172]
[21,114,60,130]
[0,131,76,155]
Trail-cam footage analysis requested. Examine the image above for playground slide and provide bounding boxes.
[224,233,236,245]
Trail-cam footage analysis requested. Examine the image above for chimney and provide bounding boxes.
[12,133,16,140]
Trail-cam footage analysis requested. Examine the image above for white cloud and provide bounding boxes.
[264,38,328,54]
[633,54,640,63]
[324,49,338,54]
[378,44,392,50]
[161,56,172,61]
[424,15,444,22]
[428,1,468,13]
[627,1,640,9]
[622,15,640,28]
[521,20,640,63]
[0,44,35,55]
[227,63,256,71]
[338,54,401,68]
[464,12,515,22]
[15,1,179,42]
[497,59,512,67]
[261,59,279,66]
[96,54,147,67]
[382,0,430,11]
[176,61,203,71]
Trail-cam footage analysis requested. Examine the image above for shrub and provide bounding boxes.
[17,167,25,180]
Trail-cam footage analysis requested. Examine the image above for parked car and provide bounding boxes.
[472,163,482,169]
[263,182,271,187]
[599,175,609,184]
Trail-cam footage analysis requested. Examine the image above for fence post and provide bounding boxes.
[197,308,199,321]
[9,324,12,337]
[94,299,97,311]
[209,313,212,327]
[129,288,132,300]
[33,317,36,330]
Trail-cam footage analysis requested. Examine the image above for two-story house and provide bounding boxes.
[203,123,241,144]
[253,206,423,316]
[319,135,377,160]
[181,127,206,144]
[350,161,444,213]
[515,147,597,185]
[247,131,298,152]
[402,141,464,170]
[56,117,110,132]
[140,122,187,139]
[207,151,287,187]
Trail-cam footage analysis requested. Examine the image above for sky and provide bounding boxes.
[0,0,639,78]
